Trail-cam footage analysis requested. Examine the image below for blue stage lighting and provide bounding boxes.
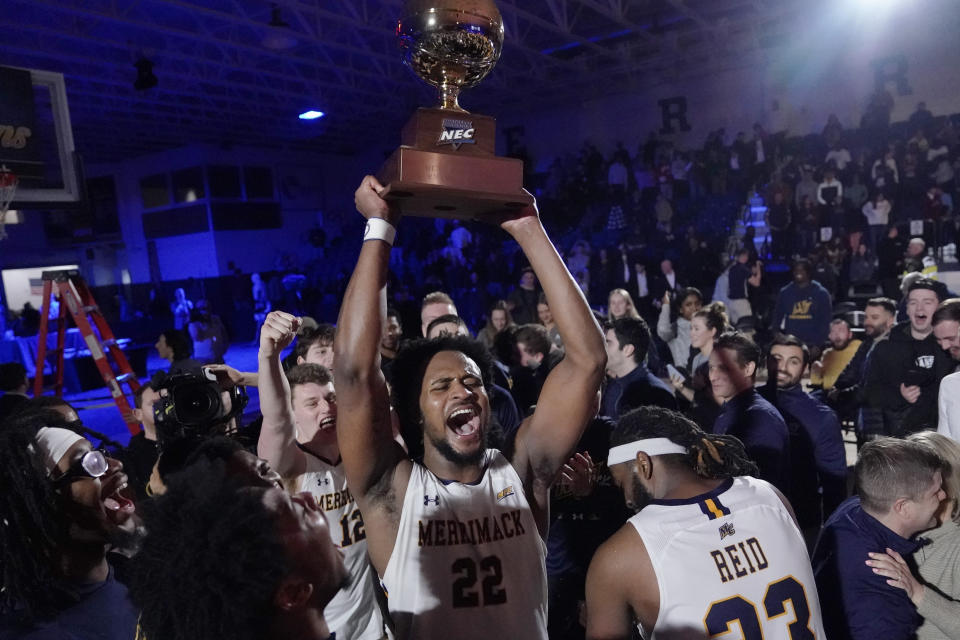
[299,110,325,120]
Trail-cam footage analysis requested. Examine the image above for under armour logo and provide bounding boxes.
[423,495,440,506]
[316,477,331,486]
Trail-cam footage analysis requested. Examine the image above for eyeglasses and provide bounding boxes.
[52,449,110,485]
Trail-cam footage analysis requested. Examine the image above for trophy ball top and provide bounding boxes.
[398,0,505,111]
[402,0,502,19]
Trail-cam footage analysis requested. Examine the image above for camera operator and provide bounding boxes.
[145,367,250,495]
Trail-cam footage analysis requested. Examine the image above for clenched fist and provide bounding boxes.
[259,311,301,360]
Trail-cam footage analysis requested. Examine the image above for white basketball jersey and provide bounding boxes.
[293,452,386,640]
[628,476,825,639]
[381,449,548,640]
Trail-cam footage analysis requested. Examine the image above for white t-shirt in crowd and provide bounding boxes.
[938,372,960,442]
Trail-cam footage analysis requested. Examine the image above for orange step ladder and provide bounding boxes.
[33,269,141,433]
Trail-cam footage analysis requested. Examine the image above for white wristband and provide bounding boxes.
[363,218,397,246]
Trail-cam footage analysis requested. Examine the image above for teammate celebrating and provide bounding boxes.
[257,311,386,640]
[334,176,606,640]
[585,406,824,639]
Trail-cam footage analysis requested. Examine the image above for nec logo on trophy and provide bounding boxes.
[437,118,476,149]
[377,0,533,218]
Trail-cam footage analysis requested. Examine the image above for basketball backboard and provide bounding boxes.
[0,66,82,208]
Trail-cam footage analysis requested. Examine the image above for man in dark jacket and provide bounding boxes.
[861,279,952,438]
[813,438,945,640]
[601,318,676,419]
[828,297,897,423]
[771,259,833,349]
[831,298,898,394]
[765,334,847,545]
[710,331,790,495]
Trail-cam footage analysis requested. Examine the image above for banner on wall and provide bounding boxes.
[0,66,44,180]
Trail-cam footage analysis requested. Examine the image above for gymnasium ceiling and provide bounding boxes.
[6,0,811,163]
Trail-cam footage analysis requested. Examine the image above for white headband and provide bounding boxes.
[34,427,84,476]
[608,437,688,466]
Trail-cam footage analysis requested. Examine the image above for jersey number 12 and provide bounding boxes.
[338,507,366,547]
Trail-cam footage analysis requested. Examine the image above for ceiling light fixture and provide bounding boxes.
[133,57,158,91]
[298,110,325,120]
[262,3,299,51]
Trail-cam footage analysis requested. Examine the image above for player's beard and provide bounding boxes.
[627,474,654,513]
[429,429,488,468]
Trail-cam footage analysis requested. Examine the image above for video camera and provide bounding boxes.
[152,368,248,446]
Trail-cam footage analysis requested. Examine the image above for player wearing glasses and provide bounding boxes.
[0,412,140,639]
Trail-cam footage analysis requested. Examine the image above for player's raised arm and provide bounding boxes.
[502,199,606,504]
[256,310,305,477]
[333,177,409,561]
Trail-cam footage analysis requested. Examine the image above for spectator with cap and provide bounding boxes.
[904,237,938,279]
[861,278,953,438]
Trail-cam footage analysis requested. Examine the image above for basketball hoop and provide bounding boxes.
[0,165,18,241]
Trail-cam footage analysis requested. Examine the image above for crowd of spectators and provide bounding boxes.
[3,99,960,640]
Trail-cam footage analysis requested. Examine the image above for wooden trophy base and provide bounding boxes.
[377,107,533,219]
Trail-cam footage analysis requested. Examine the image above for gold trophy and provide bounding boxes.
[377,0,533,218]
